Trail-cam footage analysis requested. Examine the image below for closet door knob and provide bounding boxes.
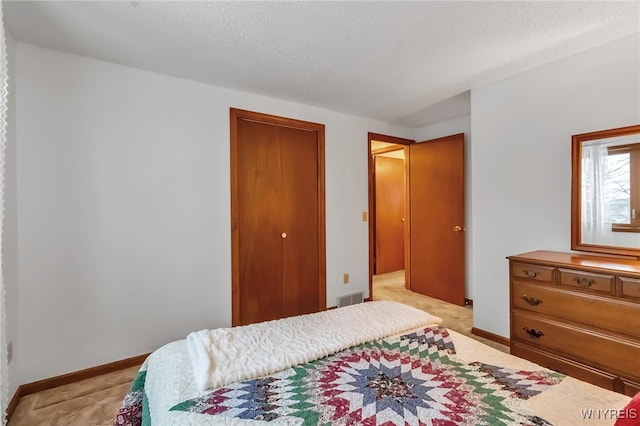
[281,232,287,239]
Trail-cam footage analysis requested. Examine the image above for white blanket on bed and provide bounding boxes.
[186,300,442,391]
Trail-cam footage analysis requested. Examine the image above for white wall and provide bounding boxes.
[4,28,18,400]
[471,34,640,338]
[414,115,470,143]
[415,115,473,300]
[14,43,413,385]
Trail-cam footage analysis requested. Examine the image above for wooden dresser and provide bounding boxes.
[508,250,640,396]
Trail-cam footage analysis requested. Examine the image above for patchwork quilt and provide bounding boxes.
[114,326,564,425]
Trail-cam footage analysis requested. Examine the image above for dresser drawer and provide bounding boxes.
[624,379,640,397]
[620,277,640,302]
[558,268,614,294]
[512,312,640,376]
[510,341,619,391]
[511,263,554,283]
[512,281,640,338]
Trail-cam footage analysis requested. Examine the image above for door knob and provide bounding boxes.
[452,225,463,232]
[281,232,287,239]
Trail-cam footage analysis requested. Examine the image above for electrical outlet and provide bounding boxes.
[362,212,368,222]
[7,341,12,364]
[343,273,349,284]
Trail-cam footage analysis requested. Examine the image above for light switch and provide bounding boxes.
[343,273,349,284]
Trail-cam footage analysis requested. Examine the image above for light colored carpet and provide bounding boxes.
[372,270,509,352]
[8,273,507,425]
[8,365,140,426]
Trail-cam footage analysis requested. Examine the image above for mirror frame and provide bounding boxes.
[571,124,640,258]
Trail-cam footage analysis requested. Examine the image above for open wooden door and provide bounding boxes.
[408,133,465,306]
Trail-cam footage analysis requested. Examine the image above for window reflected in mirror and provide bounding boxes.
[582,138,639,234]
[572,125,640,257]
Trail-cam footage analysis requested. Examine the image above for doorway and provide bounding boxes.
[368,133,414,298]
[373,144,407,275]
[368,132,466,306]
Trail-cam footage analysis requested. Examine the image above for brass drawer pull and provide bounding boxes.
[521,295,542,306]
[523,327,544,339]
[523,269,538,278]
[574,277,595,288]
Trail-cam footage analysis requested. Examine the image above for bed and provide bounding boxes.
[113,301,634,425]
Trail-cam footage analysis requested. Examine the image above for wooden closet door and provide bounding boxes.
[231,109,326,326]
[280,126,321,318]
[236,119,284,324]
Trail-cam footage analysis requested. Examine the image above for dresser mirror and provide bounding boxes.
[571,124,640,258]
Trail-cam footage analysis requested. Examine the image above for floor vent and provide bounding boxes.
[337,291,364,308]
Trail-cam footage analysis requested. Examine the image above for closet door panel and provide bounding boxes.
[280,126,320,317]
[237,119,284,325]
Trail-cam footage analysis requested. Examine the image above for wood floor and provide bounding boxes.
[7,270,506,425]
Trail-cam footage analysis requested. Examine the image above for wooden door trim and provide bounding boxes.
[402,145,410,289]
[231,108,326,326]
[368,132,414,302]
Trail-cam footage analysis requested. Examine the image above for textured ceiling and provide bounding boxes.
[4,1,639,128]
